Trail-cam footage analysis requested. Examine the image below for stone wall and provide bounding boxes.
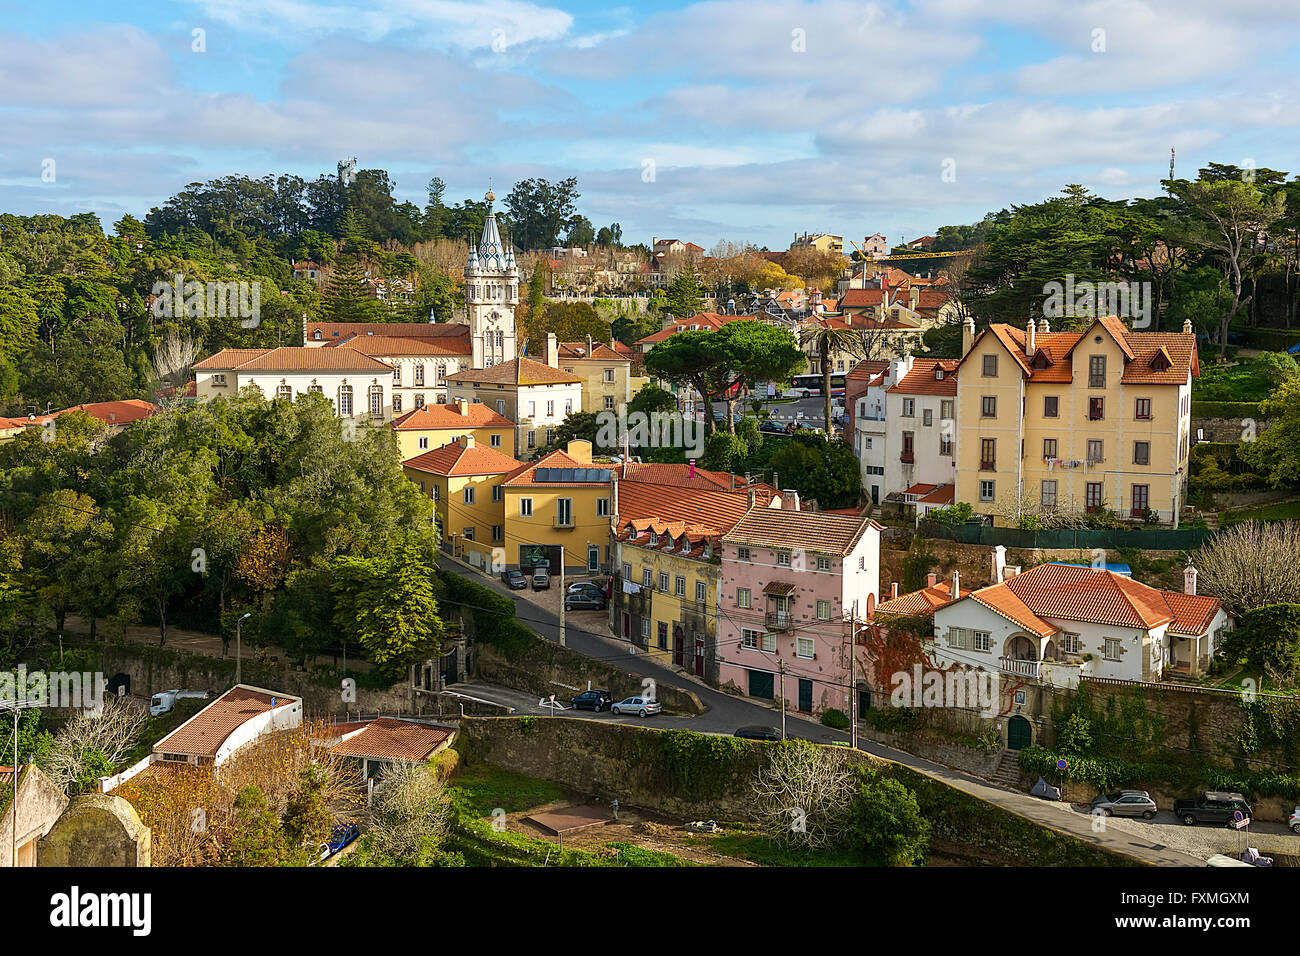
[1192,416,1272,443]
[38,794,150,867]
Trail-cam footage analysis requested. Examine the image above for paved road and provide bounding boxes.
[458,560,1210,866]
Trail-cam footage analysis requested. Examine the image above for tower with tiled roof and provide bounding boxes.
[463,188,519,369]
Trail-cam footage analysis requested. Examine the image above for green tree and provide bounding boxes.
[662,269,704,320]
[224,785,296,866]
[767,434,860,508]
[847,774,929,866]
[329,549,444,676]
[282,762,334,855]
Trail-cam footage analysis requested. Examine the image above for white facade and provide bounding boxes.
[884,357,957,499]
[196,363,397,423]
[462,190,520,369]
[854,378,888,505]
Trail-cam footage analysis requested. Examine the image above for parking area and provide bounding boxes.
[1057,804,1300,861]
[507,572,614,634]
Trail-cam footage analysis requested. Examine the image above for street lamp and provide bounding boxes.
[235,612,251,685]
[1,696,40,866]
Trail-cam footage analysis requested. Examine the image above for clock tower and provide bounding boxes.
[464,188,519,369]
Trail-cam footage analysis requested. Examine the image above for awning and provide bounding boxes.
[762,582,796,596]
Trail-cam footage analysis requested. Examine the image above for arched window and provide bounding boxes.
[312,329,322,340]
[338,384,354,416]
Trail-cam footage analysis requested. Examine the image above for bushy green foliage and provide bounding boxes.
[820,708,851,730]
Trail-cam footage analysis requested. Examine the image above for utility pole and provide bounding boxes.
[849,607,858,750]
[3,696,39,867]
[235,612,251,685]
[558,556,566,648]
[778,661,786,741]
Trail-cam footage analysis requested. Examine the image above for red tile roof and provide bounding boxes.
[889,358,958,396]
[56,400,157,426]
[875,580,956,617]
[153,686,299,759]
[306,321,470,344]
[723,508,881,555]
[962,320,1198,385]
[447,357,580,386]
[328,718,453,762]
[194,347,393,373]
[403,439,521,476]
[331,334,470,357]
[390,402,513,430]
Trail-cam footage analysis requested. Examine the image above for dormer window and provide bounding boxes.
[1031,349,1052,370]
[1150,347,1172,371]
[935,368,944,379]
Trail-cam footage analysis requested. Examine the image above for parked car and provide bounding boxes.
[564,590,606,611]
[1090,790,1158,819]
[531,567,550,589]
[569,689,613,712]
[1289,806,1299,834]
[734,725,781,741]
[501,569,528,590]
[1173,791,1253,826]
[567,580,606,596]
[758,421,788,435]
[611,696,660,717]
[318,822,359,861]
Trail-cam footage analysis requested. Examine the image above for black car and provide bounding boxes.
[758,421,788,435]
[569,689,613,712]
[1173,791,1253,826]
[734,725,782,741]
[565,589,607,611]
[501,569,528,590]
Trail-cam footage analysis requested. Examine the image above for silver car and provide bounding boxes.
[1090,790,1158,819]
[611,696,661,717]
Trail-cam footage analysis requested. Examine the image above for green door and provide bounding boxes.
[797,679,813,713]
[748,669,774,699]
[1007,715,1032,751]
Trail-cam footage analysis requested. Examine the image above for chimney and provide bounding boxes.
[1025,316,1036,357]
[457,398,469,417]
[782,490,801,511]
[586,333,593,356]
[546,332,559,368]
[1182,318,1193,334]
[689,459,696,479]
[909,286,919,310]
[748,489,756,508]
[951,569,960,601]
[1038,317,1049,335]
[927,572,937,588]
[992,544,1007,583]
[612,478,619,518]
[461,434,475,449]
[962,315,976,356]
[891,582,899,599]
[1184,565,1198,596]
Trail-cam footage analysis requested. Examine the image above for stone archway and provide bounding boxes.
[38,794,151,867]
[1006,634,1038,661]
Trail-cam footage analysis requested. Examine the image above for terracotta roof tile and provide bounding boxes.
[447,357,580,386]
[196,347,393,373]
[403,439,522,476]
[328,718,453,762]
[153,686,299,759]
[722,508,881,555]
[875,580,955,617]
[889,358,958,395]
[306,322,469,343]
[390,403,513,430]
[331,334,470,356]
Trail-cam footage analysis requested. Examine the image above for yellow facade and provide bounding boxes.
[395,424,514,462]
[613,538,718,668]
[403,463,510,571]
[501,440,614,573]
[556,356,632,416]
[956,321,1192,524]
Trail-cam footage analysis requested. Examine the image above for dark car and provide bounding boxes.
[734,725,782,741]
[758,421,788,435]
[569,689,613,712]
[501,569,528,590]
[564,589,606,611]
[1173,791,1253,827]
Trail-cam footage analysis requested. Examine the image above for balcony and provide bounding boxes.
[765,610,795,631]
[979,460,996,471]
[999,656,1040,679]
[899,451,915,464]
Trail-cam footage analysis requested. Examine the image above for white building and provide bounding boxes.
[462,189,520,369]
[883,356,958,506]
[193,347,397,420]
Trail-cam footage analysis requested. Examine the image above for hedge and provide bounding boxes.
[1190,400,1264,420]
[437,569,534,654]
[1019,746,1300,801]
[1240,327,1300,352]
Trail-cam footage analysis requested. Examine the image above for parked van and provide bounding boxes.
[149,689,209,717]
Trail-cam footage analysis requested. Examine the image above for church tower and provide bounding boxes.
[464,188,519,369]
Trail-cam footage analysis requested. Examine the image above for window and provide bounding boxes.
[696,581,707,602]
[492,485,503,502]
[737,588,752,608]
[979,480,995,501]
[414,364,425,386]
[940,399,954,420]
[742,628,760,649]
[675,576,686,596]
[657,623,669,649]
[490,434,501,447]
[414,393,425,409]
[527,401,536,417]
[492,525,504,542]
[338,385,353,416]
[1087,439,1104,463]
[1085,482,1103,511]
[642,568,652,587]
[495,399,506,415]
[658,572,669,591]
[463,487,475,504]
[947,627,968,649]
[761,632,776,652]
[1103,638,1122,661]
[1044,396,1059,418]
[392,394,402,414]
[519,498,533,517]
[1131,484,1150,517]
[392,366,402,385]
[462,527,475,541]
[1088,396,1105,421]
[527,430,535,449]
[546,400,555,417]
[556,498,573,526]
[816,600,831,620]
[1133,441,1150,466]
[418,437,429,450]
[1043,438,1057,458]
[817,557,831,571]
[603,368,615,383]
[973,631,992,652]
[369,386,382,416]
[1041,480,1058,508]
[642,618,651,638]
[981,396,996,418]
[902,432,914,460]
[276,384,292,400]
[1135,398,1152,420]
[980,438,996,470]
[737,547,750,561]
[596,497,611,517]
[432,485,440,501]
[922,408,933,427]
[604,395,615,410]
[982,354,998,377]
[622,562,632,580]
[436,362,446,385]
[1062,632,1081,655]
[1088,355,1106,388]
[565,399,573,415]
[796,637,814,659]
[588,546,599,572]
[212,374,227,386]
[939,434,953,456]
[902,398,915,417]
[776,551,791,567]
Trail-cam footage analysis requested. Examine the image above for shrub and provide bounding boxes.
[820,708,851,730]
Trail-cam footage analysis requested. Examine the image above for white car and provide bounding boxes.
[1289,806,1299,834]
[611,696,661,717]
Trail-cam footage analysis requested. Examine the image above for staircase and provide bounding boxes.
[990,749,1023,789]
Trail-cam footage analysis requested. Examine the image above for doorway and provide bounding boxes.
[1007,715,1032,750]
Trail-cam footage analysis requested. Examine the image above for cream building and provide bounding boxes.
[954,316,1197,525]
[540,333,633,415]
[193,347,396,421]
[445,357,582,457]
[390,398,516,460]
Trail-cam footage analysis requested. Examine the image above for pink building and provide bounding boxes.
[715,499,881,716]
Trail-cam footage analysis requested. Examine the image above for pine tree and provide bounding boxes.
[321,255,384,322]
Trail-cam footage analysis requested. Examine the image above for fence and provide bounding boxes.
[918,521,1219,550]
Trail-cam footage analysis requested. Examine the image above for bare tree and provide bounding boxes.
[750,740,856,849]
[1195,520,1300,617]
[42,699,147,793]
[152,330,200,391]
[364,762,450,862]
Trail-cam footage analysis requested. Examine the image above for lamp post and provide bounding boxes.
[235,612,251,685]
[1,696,40,867]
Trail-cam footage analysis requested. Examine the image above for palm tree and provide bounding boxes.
[799,323,855,437]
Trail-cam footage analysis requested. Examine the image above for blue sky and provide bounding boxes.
[2,0,1298,250]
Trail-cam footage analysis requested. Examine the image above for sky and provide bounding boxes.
[1,0,1298,250]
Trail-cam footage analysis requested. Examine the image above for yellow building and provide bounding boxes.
[402,436,522,571]
[791,232,844,255]
[445,357,582,458]
[389,399,516,460]
[501,439,618,575]
[954,316,1197,525]
[540,333,633,415]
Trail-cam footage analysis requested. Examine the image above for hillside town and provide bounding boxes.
[2,7,1300,935]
